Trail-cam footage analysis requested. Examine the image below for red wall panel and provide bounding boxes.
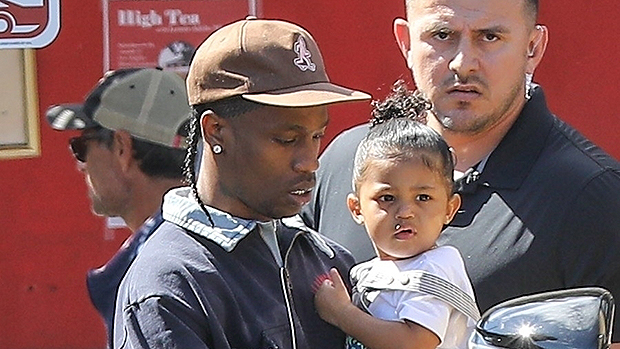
[0,0,618,348]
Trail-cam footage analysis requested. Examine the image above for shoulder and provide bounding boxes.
[406,247,473,293]
[320,123,369,161]
[119,222,217,302]
[329,123,370,147]
[413,246,466,273]
[136,220,210,263]
[502,89,620,186]
[539,117,620,207]
[544,116,620,179]
[351,248,468,282]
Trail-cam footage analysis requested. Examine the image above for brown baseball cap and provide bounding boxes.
[186,17,371,107]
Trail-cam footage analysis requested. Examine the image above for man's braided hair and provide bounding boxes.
[183,96,263,226]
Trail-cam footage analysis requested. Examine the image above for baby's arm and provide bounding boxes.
[315,268,440,349]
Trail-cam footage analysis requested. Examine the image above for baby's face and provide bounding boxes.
[349,157,460,260]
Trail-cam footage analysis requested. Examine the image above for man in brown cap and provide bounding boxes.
[112,17,370,349]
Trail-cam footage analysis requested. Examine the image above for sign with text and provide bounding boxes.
[103,0,258,73]
[0,0,60,48]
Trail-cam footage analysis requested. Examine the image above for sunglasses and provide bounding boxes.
[68,133,102,162]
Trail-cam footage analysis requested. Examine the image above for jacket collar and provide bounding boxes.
[162,187,335,257]
[162,187,256,252]
[458,85,554,191]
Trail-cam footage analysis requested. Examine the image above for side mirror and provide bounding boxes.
[469,287,614,349]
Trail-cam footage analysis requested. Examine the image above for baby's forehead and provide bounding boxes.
[358,154,451,185]
[366,150,444,168]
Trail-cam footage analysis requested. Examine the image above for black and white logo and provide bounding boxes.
[293,36,316,72]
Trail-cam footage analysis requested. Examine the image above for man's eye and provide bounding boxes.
[275,138,296,144]
[434,30,451,41]
[313,133,325,140]
[482,33,499,42]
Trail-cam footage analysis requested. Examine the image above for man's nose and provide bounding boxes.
[76,160,87,173]
[448,39,480,78]
[293,142,320,173]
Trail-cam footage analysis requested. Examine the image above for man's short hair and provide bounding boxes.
[191,96,263,121]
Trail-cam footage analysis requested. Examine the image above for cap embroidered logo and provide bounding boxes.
[293,36,316,72]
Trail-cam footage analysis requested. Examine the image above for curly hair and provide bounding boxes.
[369,80,431,128]
[353,81,455,195]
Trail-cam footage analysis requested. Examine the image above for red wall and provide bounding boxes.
[0,1,618,348]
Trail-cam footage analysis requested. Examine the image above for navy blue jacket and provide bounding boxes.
[113,188,355,349]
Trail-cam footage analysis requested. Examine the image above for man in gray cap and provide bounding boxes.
[46,67,190,347]
[112,17,370,349]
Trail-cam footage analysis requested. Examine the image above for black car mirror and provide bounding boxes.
[469,287,614,349]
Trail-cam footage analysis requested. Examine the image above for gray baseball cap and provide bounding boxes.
[46,68,191,148]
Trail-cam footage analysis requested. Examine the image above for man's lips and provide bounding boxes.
[289,179,314,196]
[445,85,483,103]
[287,174,315,205]
[287,186,314,207]
[288,174,315,195]
[290,187,313,196]
[447,84,482,94]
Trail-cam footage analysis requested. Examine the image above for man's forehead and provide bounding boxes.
[407,0,528,25]
[233,105,329,131]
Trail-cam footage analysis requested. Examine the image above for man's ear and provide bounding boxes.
[113,130,135,173]
[200,110,227,153]
[393,18,413,69]
[526,24,549,74]
[347,193,365,225]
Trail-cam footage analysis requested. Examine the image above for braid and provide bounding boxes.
[182,97,263,226]
[369,80,432,128]
[183,107,215,226]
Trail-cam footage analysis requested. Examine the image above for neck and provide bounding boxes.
[437,126,507,172]
[196,160,269,221]
[122,176,183,231]
[428,104,525,172]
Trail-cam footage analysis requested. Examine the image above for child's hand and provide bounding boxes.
[314,268,353,327]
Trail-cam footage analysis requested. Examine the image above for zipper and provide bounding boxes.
[280,267,297,349]
[279,231,304,349]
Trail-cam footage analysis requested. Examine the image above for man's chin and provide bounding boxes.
[433,108,488,133]
[91,209,107,217]
[90,203,109,217]
[263,205,302,221]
